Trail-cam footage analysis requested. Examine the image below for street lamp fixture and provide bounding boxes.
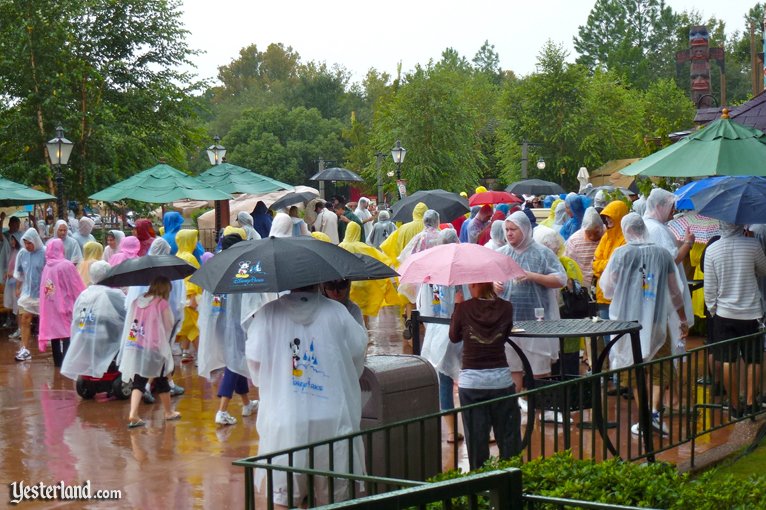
[391,140,407,198]
[46,125,74,220]
[536,157,546,171]
[206,135,228,239]
[206,135,226,166]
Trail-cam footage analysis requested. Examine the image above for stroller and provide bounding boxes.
[75,359,131,400]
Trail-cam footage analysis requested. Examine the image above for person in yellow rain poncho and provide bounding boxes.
[175,229,202,363]
[540,198,564,229]
[380,202,428,266]
[338,222,397,327]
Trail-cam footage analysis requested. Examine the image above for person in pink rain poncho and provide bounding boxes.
[38,238,86,367]
[108,236,140,266]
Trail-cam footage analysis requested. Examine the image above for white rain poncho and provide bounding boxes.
[117,293,175,379]
[484,220,507,251]
[15,228,46,314]
[61,261,128,380]
[398,209,441,263]
[600,213,685,369]
[246,292,367,505]
[49,220,83,264]
[197,292,249,379]
[643,188,694,340]
[582,207,605,234]
[552,201,568,232]
[498,212,566,374]
[71,216,96,249]
[236,211,261,241]
[354,197,373,241]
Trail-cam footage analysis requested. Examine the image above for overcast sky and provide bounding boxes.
[181,0,759,85]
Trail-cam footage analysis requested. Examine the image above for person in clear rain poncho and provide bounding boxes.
[496,212,566,390]
[600,213,688,436]
[643,188,695,352]
[71,216,96,250]
[484,220,507,251]
[48,220,82,264]
[236,210,261,241]
[61,261,128,381]
[366,210,396,248]
[102,229,125,262]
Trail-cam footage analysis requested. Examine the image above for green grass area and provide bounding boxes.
[710,437,766,480]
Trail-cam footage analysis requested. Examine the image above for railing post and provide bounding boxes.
[410,310,421,355]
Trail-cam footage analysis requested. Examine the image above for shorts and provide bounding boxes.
[710,315,763,363]
[17,295,40,316]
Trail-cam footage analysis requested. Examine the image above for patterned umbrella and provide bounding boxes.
[667,213,720,244]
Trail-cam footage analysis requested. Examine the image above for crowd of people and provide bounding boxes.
[3,183,765,505]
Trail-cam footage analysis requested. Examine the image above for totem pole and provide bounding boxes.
[675,26,726,108]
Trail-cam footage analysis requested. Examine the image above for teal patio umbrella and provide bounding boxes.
[0,176,56,206]
[195,162,293,195]
[90,163,231,203]
[621,112,766,178]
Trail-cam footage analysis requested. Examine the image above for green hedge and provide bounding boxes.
[427,451,766,509]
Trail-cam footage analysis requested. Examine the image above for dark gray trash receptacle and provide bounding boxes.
[359,354,440,484]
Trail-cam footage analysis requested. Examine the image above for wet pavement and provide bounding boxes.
[0,307,759,508]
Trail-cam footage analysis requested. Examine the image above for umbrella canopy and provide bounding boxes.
[398,243,526,286]
[310,167,364,182]
[351,254,399,280]
[583,185,635,199]
[667,213,720,244]
[0,177,56,206]
[505,179,566,196]
[390,189,469,223]
[99,255,196,287]
[620,114,766,178]
[468,191,522,207]
[189,236,381,293]
[674,176,727,210]
[269,191,319,211]
[196,163,293,195]
[90,163,232,203]
[690,176,766,224]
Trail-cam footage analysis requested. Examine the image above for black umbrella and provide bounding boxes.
[505,179,566,196]
[351,254,399,280]
[390,190,469,223]
[269,190,319,211]
[99,255,196,287]
[189,236,381,293]
[310,167,364,182]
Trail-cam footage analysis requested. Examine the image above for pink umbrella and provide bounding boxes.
[398,243,526,285]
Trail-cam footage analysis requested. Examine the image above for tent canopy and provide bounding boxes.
[196,163,293,195]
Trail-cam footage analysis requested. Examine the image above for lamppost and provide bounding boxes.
[391,140,407,199]
[46,126,74,220]
[375,151,385,206]
[536,157,546,171]
[206,135,228,239]
[520,140,544,179]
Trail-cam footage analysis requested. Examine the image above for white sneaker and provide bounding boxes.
[242,400,259,417]
[651,411,669,435]
[518,397,528,413]
[542,410,564,424]
[215,411,237,425]
[14,348,31,361]
[630,422,641,436]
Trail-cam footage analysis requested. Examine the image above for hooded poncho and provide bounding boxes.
[71,217,96,249]
[251,201,273,239]
[38,238,87,349]
[15,228,46,312]
[592,200,629,304]
[458,206,480,243]
[478,210,506,246]
[102,229,125,263]
[3,231,22,312]
[269,213,293,238]
[339,221,396,317]
[108,236,140,266]
[540,198,563,229]
[77,241,104,286]
[117,292,175,379]
[245,292,367,505]
[498,212,566,375]
[175,229,201,341]
[484,220,507,251]
[398,209,441,262]
[61,261,128,381]
[564,207,603,288]
[134,219,156,257]
[354,197,373,241]
[49,220,83,264]
[160,212,184,255]
[237,211,261,241]
[559,194,586,241]
[367,210,397,248]
[600,213,685,369]
[380,202,427,265]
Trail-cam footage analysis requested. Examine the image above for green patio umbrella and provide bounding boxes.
[89,163,231,203]
[0,176,56,206]
[620,113,766,178]
[195,162,293,195]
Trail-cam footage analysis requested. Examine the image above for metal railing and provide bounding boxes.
[236,331,765,508]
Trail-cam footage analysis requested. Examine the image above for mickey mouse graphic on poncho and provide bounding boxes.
[289,337,325,379]
[127,320,145,342]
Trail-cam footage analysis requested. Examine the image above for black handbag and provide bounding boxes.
[560,281,594,319]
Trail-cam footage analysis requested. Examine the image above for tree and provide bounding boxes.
[0,0,204,205]
[223,105,346,185]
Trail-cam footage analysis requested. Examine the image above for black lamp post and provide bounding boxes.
[390,140,407,199]
[46,126,74,220]
[206,135,228,239]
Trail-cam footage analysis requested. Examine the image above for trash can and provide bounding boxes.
[360,355,440,484]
